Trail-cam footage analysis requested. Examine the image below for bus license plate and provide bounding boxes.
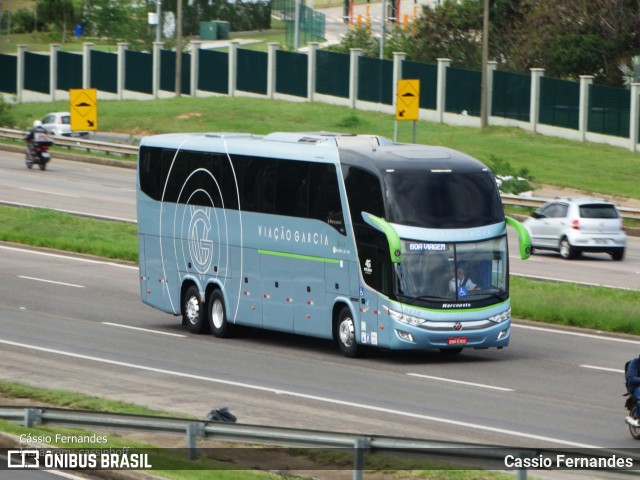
[447,337,468,345]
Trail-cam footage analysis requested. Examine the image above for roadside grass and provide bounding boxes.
[5,96,640,200]
[0,204,638,336]
[0,206,137,261]
[510,277,640,334]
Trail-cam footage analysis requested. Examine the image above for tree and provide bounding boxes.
[37,0,81,43]
[619,56,640,88]
[83,0,153,51]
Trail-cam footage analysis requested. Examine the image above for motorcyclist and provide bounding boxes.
[25,120,49,161]
[626,355,640,427]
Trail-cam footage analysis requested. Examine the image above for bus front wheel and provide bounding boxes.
[183,285,208,334]
[209,289,233,338]
[337,307,362,358]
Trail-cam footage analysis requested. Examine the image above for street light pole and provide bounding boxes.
[480,0,489,128]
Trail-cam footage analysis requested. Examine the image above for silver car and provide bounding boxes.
[40,112,88,137]
[523,197,626,260]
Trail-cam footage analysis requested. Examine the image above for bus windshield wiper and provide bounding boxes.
[415,295,446,302]
[394,293,418,305]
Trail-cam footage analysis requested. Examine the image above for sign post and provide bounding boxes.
[70,88,98,133]
[395,79,420,143]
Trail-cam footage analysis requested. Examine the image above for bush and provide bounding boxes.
[12,9,36,34]
[486,155,535,195]
[0,97,16,128]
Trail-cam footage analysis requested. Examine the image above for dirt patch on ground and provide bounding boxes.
[176,112,203,120]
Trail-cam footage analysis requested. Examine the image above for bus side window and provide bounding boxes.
[343,166,391,295]
[309,163,344,234]
[275,160,309,217]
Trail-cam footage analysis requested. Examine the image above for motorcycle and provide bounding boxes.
[625,395,640,439]
[25,132,53,170]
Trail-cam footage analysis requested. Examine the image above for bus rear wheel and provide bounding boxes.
[337,307,362,358]
[183,285,208,334]
[208,289,233,338]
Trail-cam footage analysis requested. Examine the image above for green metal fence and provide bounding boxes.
[57,51,82,91]
[492,70,529,122]
[276,50,307,98]
[125,50,153,94]
[24,52,50,94]
[0,54,17,93]
[9,42,640,149]
[160,50,191,95]
[402,60,437,110]
[588,84,630,138]
[445,66,480,116]
[91,50,118,94]
[198,49,228,94]
[316,50,349,99]
[273,0,325,49]
[539,76,579,130]
[358,56,393,105]
[237,49,267,95]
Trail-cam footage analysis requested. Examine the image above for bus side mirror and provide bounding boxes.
[506,216,531,260]
[361,212,402,264]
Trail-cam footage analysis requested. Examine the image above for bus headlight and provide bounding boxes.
[488,308,511,324]
[383,305,425,327]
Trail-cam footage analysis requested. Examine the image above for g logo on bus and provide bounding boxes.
[454,322,462,331]
[188,206,214,274]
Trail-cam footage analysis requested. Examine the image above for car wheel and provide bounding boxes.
[559,237,575,260]
[611,248,625,261]
[336,307,362,358]
[182,284,208,334]
[208,289,233,338]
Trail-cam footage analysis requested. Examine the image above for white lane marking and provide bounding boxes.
[20,187,79,198]
[580,364,622,373]
[406,373,514,392]
[513,323,640,345]
[18,275,84,288]
[511,272,636,291]
[0,245,137,270]
[0,200,136,223]
[102,322,186,338]
[0,338,600,449]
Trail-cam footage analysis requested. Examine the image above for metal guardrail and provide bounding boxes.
[1,128,639,220]
[2,406,638,479]
[0,128,138,157]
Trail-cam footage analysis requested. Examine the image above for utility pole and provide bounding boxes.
[175,0,183,96]
[479,0,489,128]
[155,0,161,43]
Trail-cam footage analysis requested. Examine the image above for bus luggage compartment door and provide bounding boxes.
[260,252,294,332]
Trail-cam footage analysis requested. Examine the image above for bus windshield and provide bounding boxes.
[384,170,504,228]
[396,236,508,303]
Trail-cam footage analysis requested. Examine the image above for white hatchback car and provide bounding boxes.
[40,112,88,137]
[523,197,626,260]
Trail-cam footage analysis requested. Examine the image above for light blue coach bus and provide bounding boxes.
[137,132,531,357]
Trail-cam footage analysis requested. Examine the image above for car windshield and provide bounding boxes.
[61,115,71,125]
[395,236,508,303]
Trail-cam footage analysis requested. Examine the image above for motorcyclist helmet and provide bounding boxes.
[33,120,42,128]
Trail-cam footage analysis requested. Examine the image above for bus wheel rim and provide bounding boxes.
[339,319,354,347]
[212,299,224,329]
[186,296,199,325]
